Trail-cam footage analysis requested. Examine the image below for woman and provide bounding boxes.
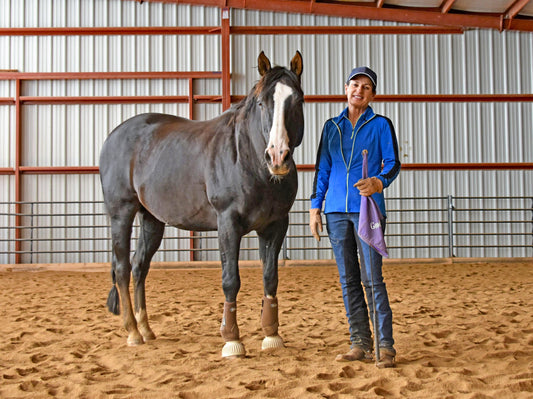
[309,66,401,368]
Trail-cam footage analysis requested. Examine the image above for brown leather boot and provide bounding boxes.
[376,347,396,368]
[335,346,371,362]
[261,296,279,336]
[220,301,239,342]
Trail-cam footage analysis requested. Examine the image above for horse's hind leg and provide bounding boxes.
[131,208,165,342]
[109,202,145,346]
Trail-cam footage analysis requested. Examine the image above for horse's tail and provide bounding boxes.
[106,265,120,315]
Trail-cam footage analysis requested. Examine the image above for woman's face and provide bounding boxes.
[345,75,375,110]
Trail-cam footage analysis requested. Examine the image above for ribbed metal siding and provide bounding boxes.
[0,105,14,169]
[1,1,531,262]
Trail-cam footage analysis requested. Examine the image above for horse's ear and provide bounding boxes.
[290,51,303,79]
[258,51,271,77]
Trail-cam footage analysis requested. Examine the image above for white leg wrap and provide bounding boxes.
[222,340,246,358]
[262,335,285,350]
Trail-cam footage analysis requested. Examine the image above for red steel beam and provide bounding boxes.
[221,8,231,111]
[0,26,221,36]
[14,79,22,263]
[372,94,533,103]
[259,1,530,32]
[506,0,530,19]
[503,0,531,30]
[18,95,220,105]
[0,71,221,80]
[229,94,533,103]
[4,163,531,175]
[229,25,463,35]
[133,0,533,32]
[0,25,464,37]
[188,78,196,261]
[1,1,518,34]
[6,94,533,106]
[300,2,510,32]
[503,18,533,32]
[399,163,533,171]
[373,94,533,103]
[17,166,100,174]
[193,95,223,103]
[298,163,533,172]
[188,78,194,119]
[0,97,15,105]
[440,0,456,14]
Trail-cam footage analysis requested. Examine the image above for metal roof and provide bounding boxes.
[133,0,533,32]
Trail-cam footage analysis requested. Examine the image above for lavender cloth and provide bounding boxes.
[357,150,389,257]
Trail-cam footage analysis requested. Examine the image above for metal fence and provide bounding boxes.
[0,196,531,265]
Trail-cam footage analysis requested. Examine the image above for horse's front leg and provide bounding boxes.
[218,216,245,358]
[258,216,289,350]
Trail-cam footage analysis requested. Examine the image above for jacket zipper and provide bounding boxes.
[332,115,376,212]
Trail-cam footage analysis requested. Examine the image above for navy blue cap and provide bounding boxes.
[346,66,377,88]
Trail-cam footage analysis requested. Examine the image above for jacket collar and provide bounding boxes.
[335,105,375,126]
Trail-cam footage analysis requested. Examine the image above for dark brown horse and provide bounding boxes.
[99,51,304,357]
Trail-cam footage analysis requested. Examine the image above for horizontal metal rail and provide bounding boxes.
[0,25,465,37]
[3,163,533,177]
[0,195,531,264]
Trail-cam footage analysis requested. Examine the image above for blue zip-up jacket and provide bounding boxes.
[310,106,401,217]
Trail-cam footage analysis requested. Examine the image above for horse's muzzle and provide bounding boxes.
[265,147,291,176]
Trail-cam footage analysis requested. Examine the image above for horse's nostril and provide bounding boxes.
[266,147,290,168]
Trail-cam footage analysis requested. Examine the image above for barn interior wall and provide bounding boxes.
[0,0,531,263]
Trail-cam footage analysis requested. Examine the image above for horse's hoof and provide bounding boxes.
[127,333,145,346]
[141,330,156,341]
[262,335,284,350]
[222,341,246,358]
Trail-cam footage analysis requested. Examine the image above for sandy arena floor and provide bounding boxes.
[1,259,532,398]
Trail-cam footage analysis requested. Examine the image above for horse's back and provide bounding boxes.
[102,113,185,152]
[99,113,187,204]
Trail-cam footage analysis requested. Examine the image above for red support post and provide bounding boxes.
[188,78,194,120]
[14,79,21,264]
[221,8,231,111]
[188,77,197,261]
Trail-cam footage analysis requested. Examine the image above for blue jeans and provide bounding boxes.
[326,212,394,352]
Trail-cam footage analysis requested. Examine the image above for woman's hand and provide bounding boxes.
[354,177,383,196]
[309,208,323,242]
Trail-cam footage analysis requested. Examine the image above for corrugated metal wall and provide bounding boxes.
[0,0,531,263]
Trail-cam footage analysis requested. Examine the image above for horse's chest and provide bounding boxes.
[244,181,296,224]
[206,159,297,226]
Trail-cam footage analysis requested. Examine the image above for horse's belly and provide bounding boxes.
[137,182,218,231]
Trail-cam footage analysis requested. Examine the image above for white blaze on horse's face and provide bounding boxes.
[265,82,293,176]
